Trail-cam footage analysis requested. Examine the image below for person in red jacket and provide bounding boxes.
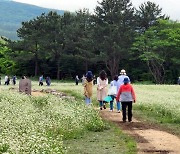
[116,77,136,122]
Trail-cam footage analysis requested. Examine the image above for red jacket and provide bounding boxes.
[116,83,136,102]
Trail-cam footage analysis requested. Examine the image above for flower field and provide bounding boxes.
[51,82,180,125]
[133,85,180,124]
[0,83,104,153]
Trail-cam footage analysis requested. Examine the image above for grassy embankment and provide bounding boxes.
[0,82,136,153]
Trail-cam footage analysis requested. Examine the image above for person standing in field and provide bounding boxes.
[117,69,131,112]
[81,74,86,85]
[109,75,119,112]
[12,75,16,85]
[93,75,96,85]
[84,71,93,105]
[97,70,108,110]
[75,75,79,85]
[39,75,43,86]
[46,76,51,86]
[116,77,136,122]
[7,76,10,85]
[4,75,8,85]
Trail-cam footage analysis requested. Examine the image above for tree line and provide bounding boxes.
[0,0,179,84]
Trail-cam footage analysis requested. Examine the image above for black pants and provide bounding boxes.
[121,101,132,122]
[75,81,78,85]
[39,82,43,86]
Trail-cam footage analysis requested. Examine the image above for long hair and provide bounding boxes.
[114,75,118,81]
[99,70,107,80]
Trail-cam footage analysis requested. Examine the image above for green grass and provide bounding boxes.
[64,122,136,154]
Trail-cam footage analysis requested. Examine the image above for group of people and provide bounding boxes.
[39,75,51,86]
[75,74,97,85]
[83,69,136,123]
[2,75,17,85]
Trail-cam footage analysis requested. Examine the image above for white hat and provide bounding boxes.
[120,69,126,75]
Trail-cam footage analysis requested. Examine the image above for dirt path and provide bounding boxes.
[100,109,180,154]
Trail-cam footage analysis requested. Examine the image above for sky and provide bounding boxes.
[13,0,180,21]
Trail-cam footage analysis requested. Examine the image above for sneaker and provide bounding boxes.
[103,105,106,109]
[100,107,102,110]
[123,120,126,123]
[117,110,121,113]
[109,110,113,112]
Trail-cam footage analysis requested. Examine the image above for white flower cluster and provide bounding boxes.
[0,90,103,153]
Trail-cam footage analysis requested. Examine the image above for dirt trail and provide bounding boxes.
[100,109,180,154]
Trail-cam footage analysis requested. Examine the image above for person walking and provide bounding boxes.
[118,69,130,86]
[116,77,136,122]
[97,70,108,110]
[84,71,93,105]
[108,75,119,112]
[117,69,131,112]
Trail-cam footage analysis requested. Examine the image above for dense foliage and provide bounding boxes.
[0,0,179,83]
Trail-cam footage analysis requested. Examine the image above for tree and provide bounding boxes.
[16,14,46,76]
[92,0,136,78]
[132,20,180,84]
[136,1,167,33]
[0,39,16,74]
[66,9,95,72]
[40,11,74,79]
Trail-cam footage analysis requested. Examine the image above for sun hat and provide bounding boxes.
[123,77,129,84]
[120,69,126,75]
[86,71,93,79]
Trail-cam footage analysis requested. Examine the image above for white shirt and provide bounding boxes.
[5,76,8,82]
[97,77,108,85]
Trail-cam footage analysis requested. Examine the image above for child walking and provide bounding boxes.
[116,77,136,122]
[84,71,93,105]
